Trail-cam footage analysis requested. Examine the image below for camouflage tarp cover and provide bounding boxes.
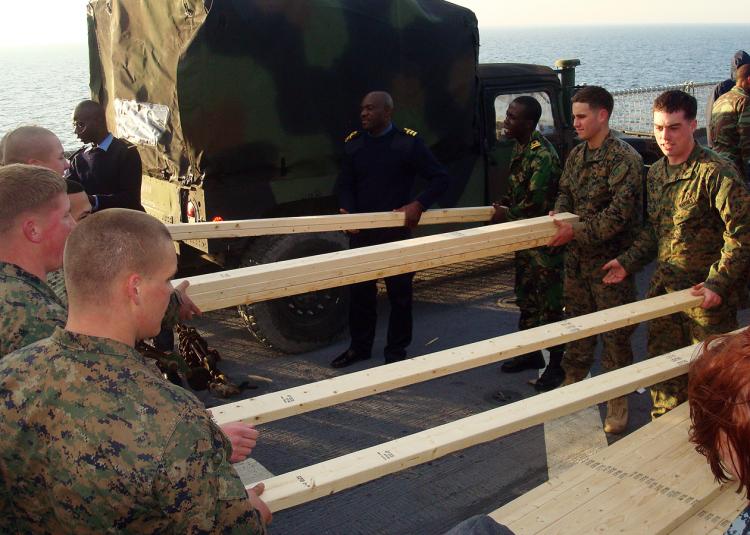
[87,0,479,185]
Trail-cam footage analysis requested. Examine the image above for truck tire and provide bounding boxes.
[237,232,350,354]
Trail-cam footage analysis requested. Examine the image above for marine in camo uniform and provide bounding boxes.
[0,208,269,533]
[548,86,642,434]
[491,96,565,393]
[605,90,750,420]
[710,63,750,180]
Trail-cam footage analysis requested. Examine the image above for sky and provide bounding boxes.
[0,0,748,47]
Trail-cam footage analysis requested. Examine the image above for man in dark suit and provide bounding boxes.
[66,100,144,212]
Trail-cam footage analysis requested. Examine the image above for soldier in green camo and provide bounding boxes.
[710,63,750,180]
[547,86,643,434]
[490,96,565,393]
[0,208,270,533]
[603,90,750,420]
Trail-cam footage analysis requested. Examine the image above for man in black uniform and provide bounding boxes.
[331,91,451,368]
[66,100,145,212]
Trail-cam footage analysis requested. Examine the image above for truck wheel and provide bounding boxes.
[237,232,350,354]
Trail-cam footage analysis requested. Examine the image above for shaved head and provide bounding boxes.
[64,209,174,307]
[360,91,395,135]
[2,126,62,168]
[365,91,394,110]
[73,100,108,145]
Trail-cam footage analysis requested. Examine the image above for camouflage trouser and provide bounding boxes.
[561,255,637,377]
[515,249,564,345]
[647,283,738,419]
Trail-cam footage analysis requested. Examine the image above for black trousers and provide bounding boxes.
[348,227,414,359]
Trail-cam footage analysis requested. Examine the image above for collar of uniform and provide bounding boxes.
[0,261,64,306]
[510,129,543,160]
[51,327,144,363]
[98,133,114,151]
[583,130,617,163]
[731,86,749,99]
[368,123,394,138]
[658,142,704,185]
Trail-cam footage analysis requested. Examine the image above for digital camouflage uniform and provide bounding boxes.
[554,132,643,377]
[618,144,750,418]
[2,263,182,358]
[501,131,564,333]
[0,262,66,357]
[0,328,266,534]
[710,86,750,180]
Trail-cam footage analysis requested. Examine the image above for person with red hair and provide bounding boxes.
[689,328,750,533]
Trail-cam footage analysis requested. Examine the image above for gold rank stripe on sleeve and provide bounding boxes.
[344,130,359,143]
[402,127,418,137]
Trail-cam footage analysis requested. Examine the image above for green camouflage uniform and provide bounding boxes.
[554,132,643,377]
[46,268,68,308]
[618,144,750,418]
[710,86,750,180]
[502,131,564,332]
[0,328,266,534]
[0,262,66,357]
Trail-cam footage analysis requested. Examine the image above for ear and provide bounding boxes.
[21,218,43,244]
[689,118,698,132]
[126,273,144,305]
[598,108,610,123]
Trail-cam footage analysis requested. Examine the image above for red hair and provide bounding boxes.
[688,329,750,498]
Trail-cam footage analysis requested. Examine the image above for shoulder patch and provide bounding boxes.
[529,140,542,150]
[402,127,418,137]
[344,130,360,143]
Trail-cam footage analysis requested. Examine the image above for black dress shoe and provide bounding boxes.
[331,349,370,369]
[532,365,565,392]
[500,351,545,373]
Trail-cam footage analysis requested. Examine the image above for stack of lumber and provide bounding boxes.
[252,336,709,512]
[492,403,745,534]
[176,213,578,311]
[166,207,496,241]
[211,290,701,426]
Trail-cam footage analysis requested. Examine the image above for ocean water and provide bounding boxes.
[0,24,748,150]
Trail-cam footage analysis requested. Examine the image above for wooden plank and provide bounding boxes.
[166,206,495,240]
[211,290,701,426]
[180,213,577,296]
[185,225,555,302]
[253,339,703,512]
[174,214,578,311]
[492,404,694,526]
[668,484,745,534]
[528,433,724,534]
[191,231,557,311]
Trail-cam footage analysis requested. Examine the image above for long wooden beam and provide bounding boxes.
[253,337,709,511]
[166,207,495,241]
[176,213,578,311]
[211,290,701,426]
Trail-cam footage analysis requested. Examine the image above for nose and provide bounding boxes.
[63,159,71,171]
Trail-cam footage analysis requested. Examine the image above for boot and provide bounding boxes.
[533,364,565,392]
[500,351,545,373]
[603,396,629,434]
[531,348,565,392]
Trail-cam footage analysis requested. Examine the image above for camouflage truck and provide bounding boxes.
[86,0,585,353]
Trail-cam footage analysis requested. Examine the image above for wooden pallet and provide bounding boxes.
[175,213,578,311]
[255,339,706,512]
[491,403,745,534]
[166,206,496,241]
[211,290,701,426]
